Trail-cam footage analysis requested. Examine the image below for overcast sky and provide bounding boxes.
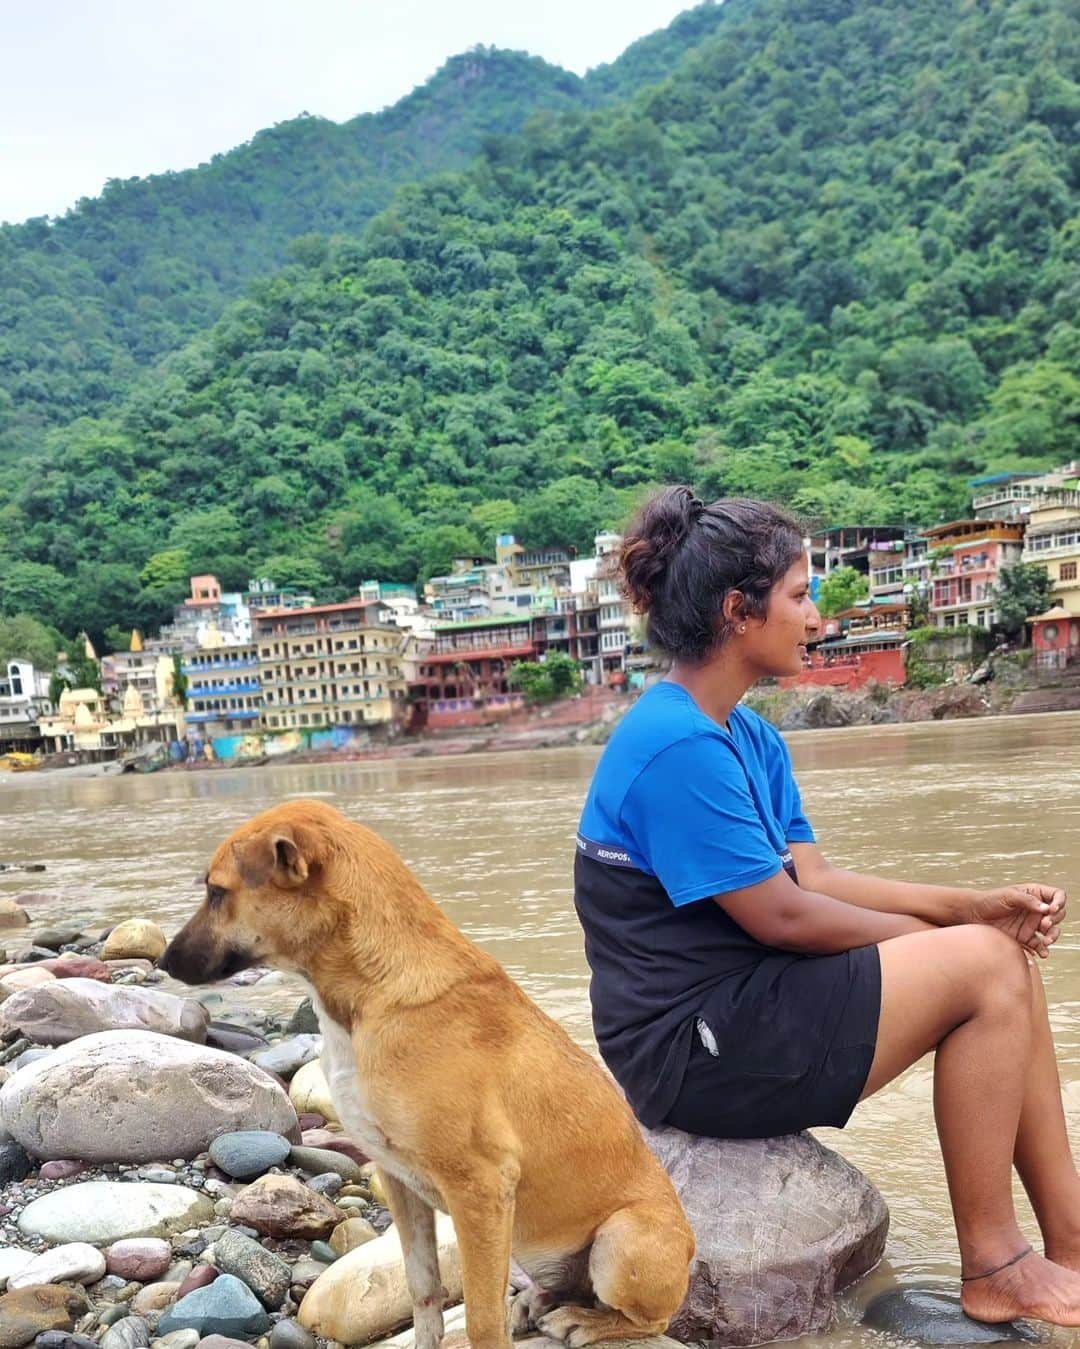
[1,0,695,226]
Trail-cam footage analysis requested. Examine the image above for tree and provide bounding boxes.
[994,563,1054,640]
[0,563,69,629]
[0,615,64,670]
[509,652,583,704]
[817,567,870,618]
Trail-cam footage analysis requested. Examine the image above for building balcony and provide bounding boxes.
[185,709,261,722]
[183,659,258,674]
[187,681,261,698]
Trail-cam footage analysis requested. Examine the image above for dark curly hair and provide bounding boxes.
[620,486,805,663]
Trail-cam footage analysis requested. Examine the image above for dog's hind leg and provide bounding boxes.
[441,1163,518,1349]
[379,1169,447,1349]
[537,1202,693,1348]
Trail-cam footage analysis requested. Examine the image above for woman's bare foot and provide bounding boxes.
[962,1251,1080,1325]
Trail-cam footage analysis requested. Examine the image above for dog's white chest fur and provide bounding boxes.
[309,990,445,1211]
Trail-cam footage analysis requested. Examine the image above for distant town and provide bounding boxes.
[2,465,1078,768]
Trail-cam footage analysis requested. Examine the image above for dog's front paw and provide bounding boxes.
[536,1306,597,1348]
[510,1282,557,1335]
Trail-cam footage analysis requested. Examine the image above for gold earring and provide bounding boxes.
[739,624,746,633]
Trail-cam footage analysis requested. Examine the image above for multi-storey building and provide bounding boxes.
[924,519,1025,630]
[970,462,1080,521]
[182,643,263,736]
[867,540,906,604]
[425,556,500,622]
[254,600,405,730]
[409,616,534,729]
[1021,489,1080,617]
[809,525,907,580]
[100,644,178,716]
[0,661,51,751]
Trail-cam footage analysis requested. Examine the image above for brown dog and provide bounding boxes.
[161,800,694,1349]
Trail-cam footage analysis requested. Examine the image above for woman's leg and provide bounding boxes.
[862,924,1080,1324]
[1013,961,1080,1263]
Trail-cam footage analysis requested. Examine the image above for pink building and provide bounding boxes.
[924,520,1025,631]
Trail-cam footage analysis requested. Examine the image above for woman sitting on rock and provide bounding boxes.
[574,486,1080,1327]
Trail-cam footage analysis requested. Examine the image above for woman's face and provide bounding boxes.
[744,556,821,677]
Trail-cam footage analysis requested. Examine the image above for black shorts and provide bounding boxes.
[662,943,882,1139]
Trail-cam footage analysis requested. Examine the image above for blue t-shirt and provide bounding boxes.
[579,681,814,900]
[573,681,818,1125]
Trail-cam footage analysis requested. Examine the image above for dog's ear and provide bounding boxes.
[232,827,309,890]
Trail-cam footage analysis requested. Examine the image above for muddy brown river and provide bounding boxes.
[3,710,1080,1346]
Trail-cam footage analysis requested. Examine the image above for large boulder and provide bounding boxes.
[0,978,207,1045]
[645,1128,888,1345]
[18,1181,214,1245]
[298,1212,462,1344]
[0,1030,298,1162]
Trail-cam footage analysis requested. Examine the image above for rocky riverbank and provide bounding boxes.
[0,894,897,1349]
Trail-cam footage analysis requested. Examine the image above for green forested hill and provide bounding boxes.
[4,0,1080,644]
[0,7,730,464]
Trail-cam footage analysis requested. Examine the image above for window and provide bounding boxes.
[1061,562,1078,582]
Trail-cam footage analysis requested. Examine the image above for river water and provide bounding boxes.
[3,710,1080,1347]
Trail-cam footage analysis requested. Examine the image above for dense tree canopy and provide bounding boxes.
[2,0,1079,642]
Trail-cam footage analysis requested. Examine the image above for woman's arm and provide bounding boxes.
[789,840,1063,956]
[714,867,933,955]
[789,841,974,924]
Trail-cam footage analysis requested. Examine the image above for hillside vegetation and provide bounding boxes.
[3,0,1079,643]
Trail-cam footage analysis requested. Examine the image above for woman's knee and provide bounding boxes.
[952,924,1033,1009]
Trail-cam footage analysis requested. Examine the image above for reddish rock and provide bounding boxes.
[177,1263,219,1298]
[39,1159,88,1181]
[39,957,111,982]
[296,1113,325,1132]
[300,1130,369,1168]
[104,1237,172,1282]
[230,1175,344,1240]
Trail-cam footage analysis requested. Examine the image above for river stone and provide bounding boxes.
[0,1030,298,1162]
[268,1319,316,1349]
[0,1139,32,1183]
[100,1317,151,1349]
[17,1182,214,1245]
[250,1036,321,1079]
[8,1242,106,1290]
[298,1212,461,1343]
[298,1129,368,1168]
[212,1230,291,1309]
[130,1281,181,1316]
[329,1216,378,1255]
[286,999,319,1036]
[287,1061,338,1124]
[0,1246,34,1289]
[0,967,54,992]
[38,956,111,982]
[0,979,207,1045]
[288,1145,364,1185]
[0,901,29,930]
[34,1333,100,1349]
[207,1131,291,1180]
[101,920,167,963]
[0,1284,89,1348]
[32,928,84,951]
[104,1238,173,1282]
[205,1023,268,1056]
[863,1289,1039,1344]
[156,1274,270,1339]
[39,1160,88,1181]
[153,1333,200,1349]
[644,1127,888,1345]
[229,1175,343,1240]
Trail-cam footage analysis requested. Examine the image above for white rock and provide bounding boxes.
[0,977,207,1045]
[9,1241,107,1289]
[0,1245,35,1289]
[288,1059,339,1124]
[0,1029,298,1162]
[18,1181,214,1245]
[299,1212,461,1343]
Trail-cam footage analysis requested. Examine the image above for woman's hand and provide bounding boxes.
[967,884,1067,958]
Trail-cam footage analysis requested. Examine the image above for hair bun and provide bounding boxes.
[619,485,702,611]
